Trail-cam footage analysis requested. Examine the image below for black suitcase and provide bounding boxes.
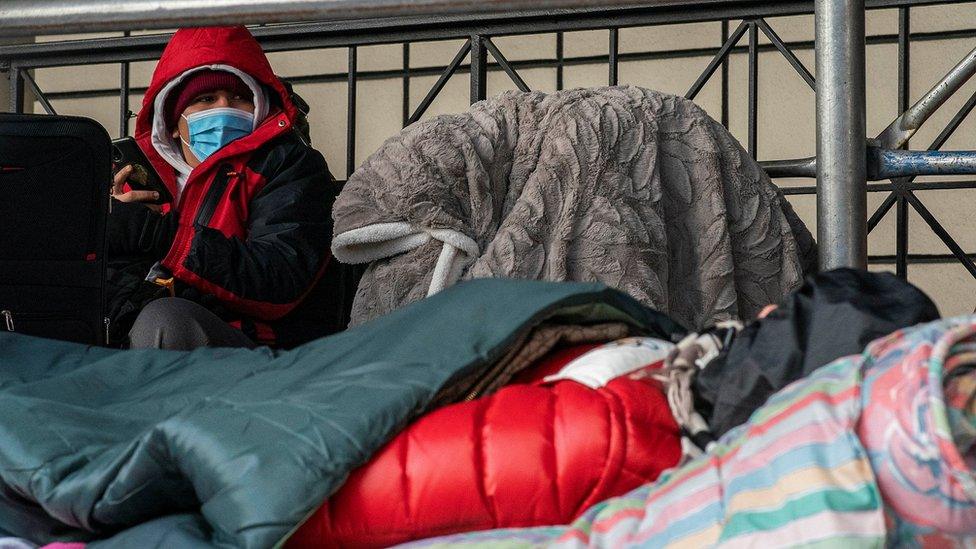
[0,113,110,345]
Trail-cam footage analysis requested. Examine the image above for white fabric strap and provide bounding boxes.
[332,222,429,263]
[428,240,460,296]
[654,321,742,464]
[542,337,675,388]
[332,222,479,296]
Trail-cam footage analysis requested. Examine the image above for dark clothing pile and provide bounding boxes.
[656,268,942,454]
[694,268,940,437]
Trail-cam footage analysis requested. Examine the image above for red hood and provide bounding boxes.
[135,26,295,138]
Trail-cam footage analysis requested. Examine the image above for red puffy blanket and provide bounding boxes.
[288,344,681,548]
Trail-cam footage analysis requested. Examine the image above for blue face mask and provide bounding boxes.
[181,107,255,162]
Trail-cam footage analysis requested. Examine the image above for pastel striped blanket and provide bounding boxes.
[403,316,976,548]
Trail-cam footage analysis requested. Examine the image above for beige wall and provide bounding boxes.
[30,6,976,316]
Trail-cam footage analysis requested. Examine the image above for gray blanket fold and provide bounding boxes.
[333,86,816,329]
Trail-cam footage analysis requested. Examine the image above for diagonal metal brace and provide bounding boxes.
[685,20,748,101]
[756,18,815,90]
[20,68,56,115]
[766,46,976,180]
[484,37,530,93]
[876,44,976,149]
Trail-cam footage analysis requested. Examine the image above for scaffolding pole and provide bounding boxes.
[815,0,867,270]
[0,0,737,38]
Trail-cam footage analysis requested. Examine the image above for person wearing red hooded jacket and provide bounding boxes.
[106,26,346,350]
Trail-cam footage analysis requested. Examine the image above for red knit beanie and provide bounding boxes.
[165,69,253,129]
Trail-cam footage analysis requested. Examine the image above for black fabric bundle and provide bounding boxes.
[694,268,940,438]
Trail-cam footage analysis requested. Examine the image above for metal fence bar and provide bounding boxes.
[7,67,22,113]
[5,4,976,70]
[346,45,357,178]
[896,188,910,276]
[609,28,619,86]
[13,24,976,89]
[762,157,817,178]
[898,9,911,137]
[816,0,867,270]
[895,193,909,280]
[485,37,531,92]
[748,20,759,158]
[930,87,976,149]
[407,39,471,124]
[721,20,730,128]
[39,37,800,101]
[906,191,976,278]
[402,43,410,127]
[871,252,976,264]
[119,31,131,137]
[893,179,976,190]
[119,61,130,137]
[20,68,55,115]
[868,193,898,231]
[556,31,564,90]
[470,34,487,103]
[0,41,777,103]
[781,179,976,195]
[685,20,748,100]
[757,18,815,89]
[895,7,910,277]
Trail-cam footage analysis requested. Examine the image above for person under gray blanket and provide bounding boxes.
[332,86,817,331]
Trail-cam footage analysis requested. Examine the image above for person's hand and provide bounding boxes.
[757,304,778,319]
[112,164,162,211]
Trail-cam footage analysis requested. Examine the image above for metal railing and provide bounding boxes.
[2,0,976,284]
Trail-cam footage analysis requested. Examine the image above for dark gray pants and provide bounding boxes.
[128,297,256,350]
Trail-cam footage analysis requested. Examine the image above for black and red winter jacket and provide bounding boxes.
[110,26,348,347]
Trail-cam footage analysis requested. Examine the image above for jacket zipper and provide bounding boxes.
[159,166,234,276]
[160,114,291,272]
[463,359,512,402]
[160,168,231,274]
[194,166,233,228]
[1,310,90,332]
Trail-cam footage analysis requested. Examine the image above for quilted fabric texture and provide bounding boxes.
[399,315,976,548]
[0,280,681,549]
[287,345,681,548]
[333,86,816,330]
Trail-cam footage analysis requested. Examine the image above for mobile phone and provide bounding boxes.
[110,137,171,205]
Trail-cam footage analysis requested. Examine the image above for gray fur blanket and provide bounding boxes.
[332,86,816,329]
